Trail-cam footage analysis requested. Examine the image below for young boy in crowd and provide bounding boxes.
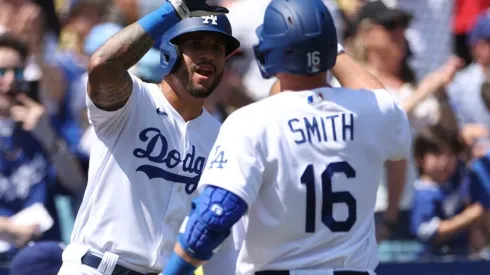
[410,125,490,258]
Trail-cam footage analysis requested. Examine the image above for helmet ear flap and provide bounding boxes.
[253,44,273,79]
[160,41,181,76]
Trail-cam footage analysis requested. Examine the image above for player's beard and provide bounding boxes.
[174,61,223,98]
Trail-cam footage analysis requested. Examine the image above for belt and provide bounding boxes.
[256,271,369,275]
[81,252,159,275]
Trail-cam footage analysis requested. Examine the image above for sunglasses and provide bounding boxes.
[0,67,24,80]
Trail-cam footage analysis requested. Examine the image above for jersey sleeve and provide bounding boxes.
[410,186,440,243]
[198,110,266,208]
[86,73,145,129]
[377,90,412,161]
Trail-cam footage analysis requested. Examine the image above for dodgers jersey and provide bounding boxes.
[198,88,411,274]
[70,74,220,272]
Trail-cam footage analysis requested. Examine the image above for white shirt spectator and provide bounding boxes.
[447,63,490,129]
[397,0,454,82]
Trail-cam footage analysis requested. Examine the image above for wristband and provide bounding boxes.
[337,43,345,55]
[163,253,196,275]
[137,2,181,40]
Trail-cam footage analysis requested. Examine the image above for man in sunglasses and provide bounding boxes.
[0,34,87,267]
[0,33,59,268]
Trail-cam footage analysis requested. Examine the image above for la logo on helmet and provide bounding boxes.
[202,15,218,25]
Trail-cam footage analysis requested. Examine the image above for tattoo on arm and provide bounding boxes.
[87,23,154,111]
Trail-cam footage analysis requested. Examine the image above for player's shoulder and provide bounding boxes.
[134,74,159,95]
[127,72,161,105]
[362,88,403,116]
[365,88,398,106]
[223,101,263,124]
[221,100,271,135]
[322,87,400,114]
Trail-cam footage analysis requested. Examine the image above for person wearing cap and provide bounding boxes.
[448,9,490,133]
[57,0,243,274]
[350,0,464,242]
[9,241,64,275]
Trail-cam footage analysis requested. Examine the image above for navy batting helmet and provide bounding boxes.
[160,15,240,76]
[253,0,338,79]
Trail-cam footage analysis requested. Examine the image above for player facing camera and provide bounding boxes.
[0,34,33,118]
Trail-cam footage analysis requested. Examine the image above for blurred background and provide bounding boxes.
[0,0,490,274]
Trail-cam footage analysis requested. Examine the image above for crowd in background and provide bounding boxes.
[0,0,490,274]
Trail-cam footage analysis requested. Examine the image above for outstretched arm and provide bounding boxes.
[87,24,154,111]
[87,2,179,111]
[330,46,385,90]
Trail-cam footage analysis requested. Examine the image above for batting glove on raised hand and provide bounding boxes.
[168,0,228,19]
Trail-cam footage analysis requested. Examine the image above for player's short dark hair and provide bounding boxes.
[413,124,464,174]
[0,34,29,62]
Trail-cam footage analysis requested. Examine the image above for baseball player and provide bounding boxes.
[57,0,240,275]
[163,0,412,274]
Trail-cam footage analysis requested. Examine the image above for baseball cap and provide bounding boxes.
[469,9,490,45]
[356,0,412,30]
[83,22,124,56]
[9,241,64,275]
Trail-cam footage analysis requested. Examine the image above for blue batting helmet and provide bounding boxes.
[253,0,338,79]
[160,15,240,76]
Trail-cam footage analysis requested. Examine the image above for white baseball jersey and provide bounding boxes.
[69,73,220,273]
[198,88,411,274]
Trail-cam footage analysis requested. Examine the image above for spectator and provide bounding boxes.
[0,34,61,249]
[47,0,109,155]
[351,0,464,241]
[396,0,455,82]
[337,0,367,50]
[448,10,490,136]
[411,125,488,258]
[58,0,107,54]
[0,33,86,253]
[453,0,490,65]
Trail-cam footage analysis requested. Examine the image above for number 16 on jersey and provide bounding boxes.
[301,161,357,233]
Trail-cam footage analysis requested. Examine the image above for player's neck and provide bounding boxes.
[160,81,204,122]
[277,73,329,92]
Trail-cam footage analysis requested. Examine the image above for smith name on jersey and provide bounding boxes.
[198,88,411,274]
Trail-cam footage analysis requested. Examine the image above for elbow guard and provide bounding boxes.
[179,185,247,261]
